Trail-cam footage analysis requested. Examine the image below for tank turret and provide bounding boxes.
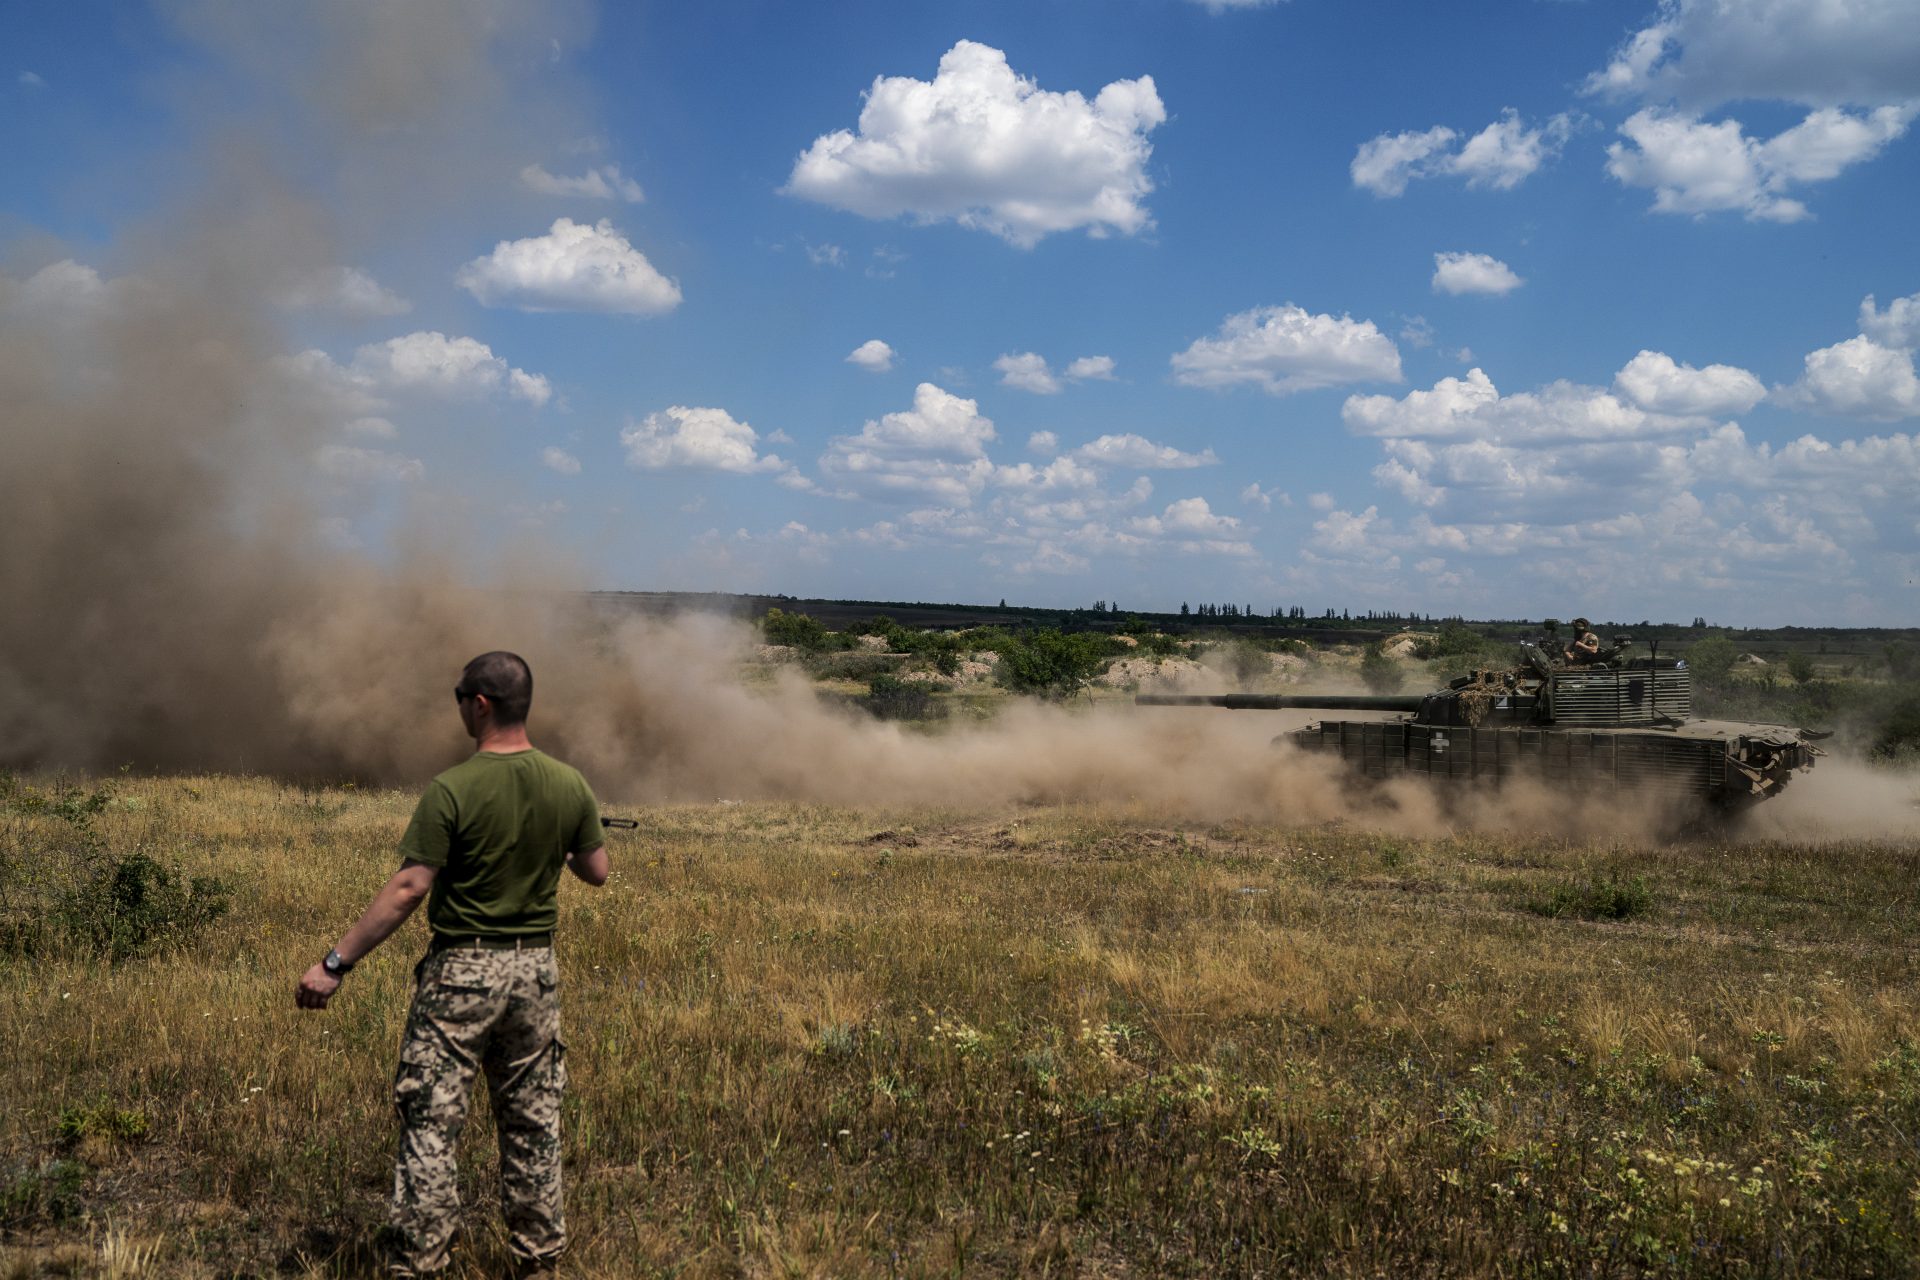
[1138,639,1825,812]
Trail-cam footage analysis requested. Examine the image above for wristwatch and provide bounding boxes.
[322,949,354,977]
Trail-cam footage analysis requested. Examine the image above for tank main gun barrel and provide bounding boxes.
[1137,693,1426,712]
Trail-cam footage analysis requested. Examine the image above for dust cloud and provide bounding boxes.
[2,2,1913,844]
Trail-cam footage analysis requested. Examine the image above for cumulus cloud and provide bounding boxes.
[1613,350,1766,415]
[1064,355,1117,381]
[1171,305,1402,394]
[621,405,793,473]
[1860,290,1920,349]
[817,383,998,504]
[807,242,848,268]
[996,352,1117,393]
[278,265,411,318]
[846,339,895,372]
[1241,482,1287,510]
[783,40,1165,247]
[519,163,645,202]
[541,446,581,475]
[1432,252,1525,296]
[1071,434,1218,469]
[1584,0,1920,110]
[351,331,552,406]
[1027,430,1059,454]
[1775,336,1920,419]
[1606,104,1916,222]
[1352,110,1572,196]
[456,217,682,314]
[1343,367,1708,444]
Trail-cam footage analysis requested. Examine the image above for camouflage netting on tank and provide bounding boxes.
[1453,669,1517,727]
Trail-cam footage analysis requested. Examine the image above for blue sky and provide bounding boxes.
[5,0,1919,625]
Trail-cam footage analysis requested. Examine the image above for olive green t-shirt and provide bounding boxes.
[398,749,602,940]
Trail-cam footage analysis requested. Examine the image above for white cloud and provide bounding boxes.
[519,163,645,202]
[1861,291,1920,349]
[1307,492,1336,510]
[846,339,895,372]
[995,352,1061,394]
[351,331,551,406]
[1350,126,1456,197]
[1614,350,1766,416]
[1344,367,1699,444]
[1064,355,1117,381]
[1027,430,1059,454]
[1432,252,1525,296]
[807,242,847,268]
[277,266,411,318]
[456,218,682,314]
[19,71,46,90]
[783,40,1165,248]
[1171,305,1402,394]
[1584,0,1920,110]
[1775,336,1920,419]
[344,416,397,438]
[314,444,424,483]
[1352,110,1571,196]
[1188,0,1283,10]
[542,446,581,475]
[1241,483,1288,510]
[1399,315,1435,349]
[1605,105,1915,222]
[818,383,998,504]
[1071,433,1218,469]
[621,406,793,473]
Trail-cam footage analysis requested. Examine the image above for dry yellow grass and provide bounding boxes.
[3,773,1919,1276]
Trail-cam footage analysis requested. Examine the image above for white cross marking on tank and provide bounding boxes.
[1431,734,1449,753]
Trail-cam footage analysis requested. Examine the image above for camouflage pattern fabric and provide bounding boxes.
[389,946,566,1277]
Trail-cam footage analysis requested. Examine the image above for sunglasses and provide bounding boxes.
[453,686,478,704]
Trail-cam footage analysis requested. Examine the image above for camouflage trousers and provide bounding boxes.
[389,945,566,1277]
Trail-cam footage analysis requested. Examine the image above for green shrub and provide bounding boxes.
[1410,625,1485,661]
[1785,650,1817,684]
[761,607,843,654]
[1,1159,87,1226]
[57,851,233,963]
[1687,635,1738,686]
[999,629,1107,698]
[864,675,937,722]
[57,1099,148,1144]
[1529,873,1652,921]
[806,651,898,682]
[1872,690,1920,761]
[1214,639,1270,684]
[1359,644,1403,694]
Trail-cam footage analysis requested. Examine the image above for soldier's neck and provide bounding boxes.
[475,723,535,755]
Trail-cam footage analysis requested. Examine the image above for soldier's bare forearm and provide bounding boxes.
[336,863,438,963]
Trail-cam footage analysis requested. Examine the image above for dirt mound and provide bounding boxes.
[1099,656,1207,690]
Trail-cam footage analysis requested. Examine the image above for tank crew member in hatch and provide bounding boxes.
[1565,618,1602,665]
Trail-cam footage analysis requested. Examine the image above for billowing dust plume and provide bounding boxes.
[2,3,1914,843]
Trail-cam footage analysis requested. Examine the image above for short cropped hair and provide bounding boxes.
[461,651,533,725]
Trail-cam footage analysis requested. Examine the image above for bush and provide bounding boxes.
[1360,644,1403,694]
[999,629,1108,698]
[864,675,937,722]
[806,651,898,682]
[1872,690,1920,761]
[1410,625,1486,661]
[1213,640,1270,684]
[1785,650,1817,684]
[1686,634,1738,686]
[57,851,233,963]
[761,607,841,654]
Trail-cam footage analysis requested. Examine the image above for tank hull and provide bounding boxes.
[1291,717,1815,809]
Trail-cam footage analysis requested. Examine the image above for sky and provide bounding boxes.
[4,0,1919,626]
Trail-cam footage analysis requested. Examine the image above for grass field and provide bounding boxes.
[4,771,1920,1277]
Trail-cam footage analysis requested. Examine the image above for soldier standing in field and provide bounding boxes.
[295,651,609,1279]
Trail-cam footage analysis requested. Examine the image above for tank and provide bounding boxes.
[1139,639,1826,812]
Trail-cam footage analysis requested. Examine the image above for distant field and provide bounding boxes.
[5,774,1920,1277]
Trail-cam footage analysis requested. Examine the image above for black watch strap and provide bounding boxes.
[323,949,354,976]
